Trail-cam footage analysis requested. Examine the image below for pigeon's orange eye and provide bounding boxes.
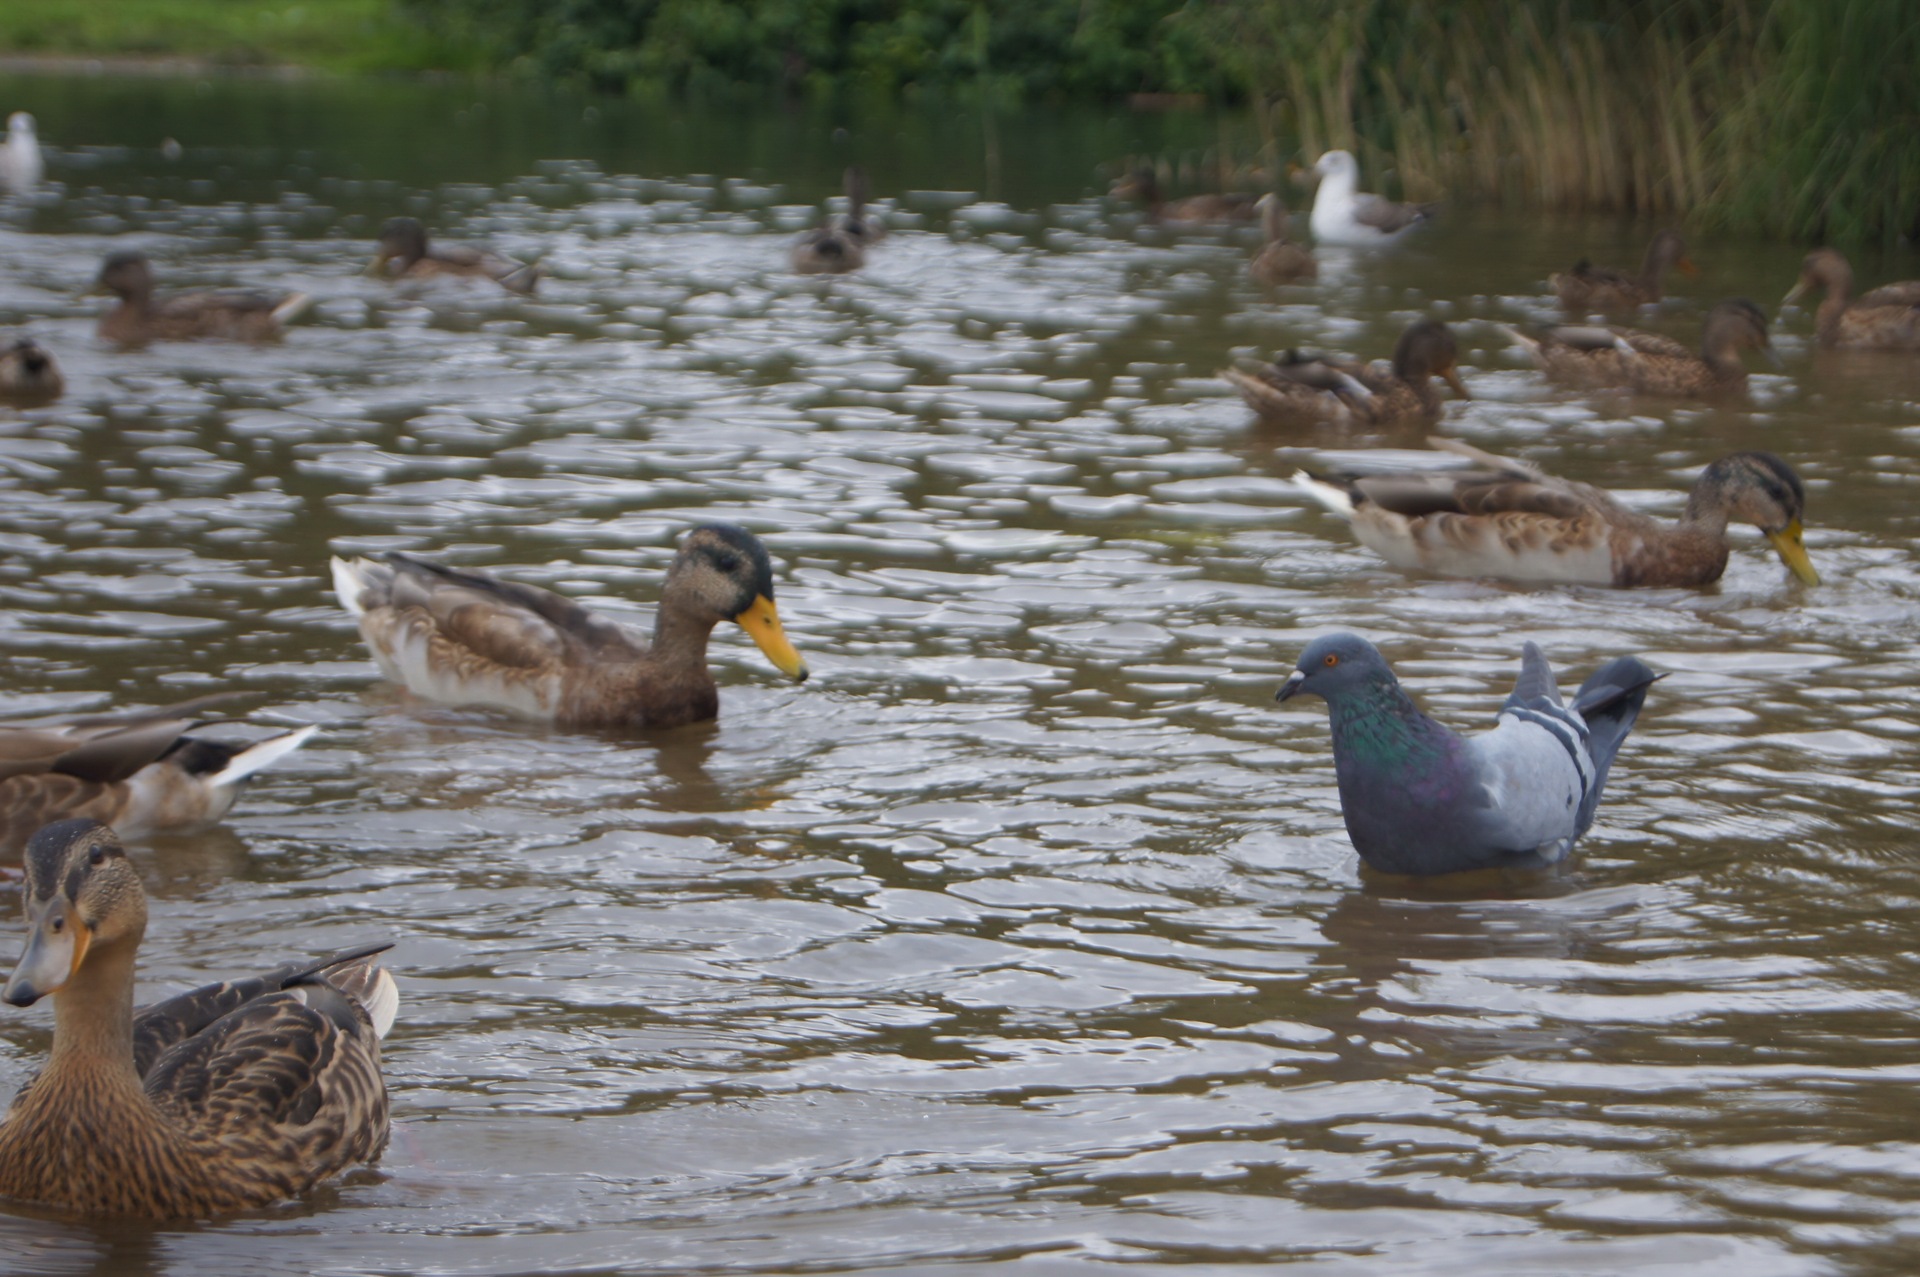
[1323,653,1341,667]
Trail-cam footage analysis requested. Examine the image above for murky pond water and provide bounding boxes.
[2,72,1919,1275]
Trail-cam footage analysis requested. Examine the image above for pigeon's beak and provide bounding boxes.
[1275,670,1307,703]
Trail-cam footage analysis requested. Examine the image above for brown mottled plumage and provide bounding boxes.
[1507,298,1777,397]
[1294,439,1819,588]
[371,217,539,294]
[0,819,396,1219]
[1550,229,1696,311]
[0,337,62,405]
[331,523,809,730]
[792,168,878,275]
[1783,248,1920,349]
[0,695,316,860]
[95,252,310,347]
[1249,193,1316,285]
[1111,168,1259,226]
[1221,319,1469,427]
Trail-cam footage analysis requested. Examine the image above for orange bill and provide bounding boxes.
[734,595,809,681]
[1766,521,1819,585]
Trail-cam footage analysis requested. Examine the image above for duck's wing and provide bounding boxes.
[1351,193,1434,233]
[0,693,250,784]
[1220,364,1348,421]
[1854,281,1920,307]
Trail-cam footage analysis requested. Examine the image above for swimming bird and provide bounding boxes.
[1110,167,1260,226]
[792,167,879,275]
[1551,229,1697,311]
[0,694,317,860]
[1308,150,1435,247]
[0,112,42,191]
[1276,633,1660,876]
[1249,193,1316,285]
[94,252,312,347]
[1782,248,1920,349]
[1504,298,1777,397]
[1221,319,1468,427]
[1293,439,1819,588]
[370,217,539,294]
[0,819,395,1218]
[0,337,62,405]
[331,523,809,730]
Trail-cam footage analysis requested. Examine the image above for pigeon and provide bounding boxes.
[1276,633,1661,875]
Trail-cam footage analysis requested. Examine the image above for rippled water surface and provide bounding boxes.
[3,74,1920,1276]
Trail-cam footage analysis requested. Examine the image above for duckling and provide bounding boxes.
[94,252,311,347]
[1782,248,1920,349]
[370,216,539,294]
[331,523,809,730]
[1294,439,1819,588]
[1221,319,1469,427]
[0,112,42,191]
[1110,167,1259,226]
[0,693,316,859]
[1249,193,1316,285]
[0,337,62,405]
[1308,150,1436,247]
[792,168,878,274]
[1505,298,1777,397]
[1551,229,1697,311]
[0,819,395,1219]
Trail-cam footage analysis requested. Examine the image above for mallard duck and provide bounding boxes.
[370,216,539,294]
[1249,193,1316,285]
[331,523,809,729]
[1782,248,1920,349]
[1505,298,1777,397]
[0,819,395,1219]
[1221,319,1468,427]
[1551,229,1697,310]
[792,168,879,274]
[1110,167,1259,226]
[0,694,316,860]
[0,112,42,191]
[95,252,312,347]
[1294,438,1818,588]
[1308,150,1435,247]
[0,337,62,405]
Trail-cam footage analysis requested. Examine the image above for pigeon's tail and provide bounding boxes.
[1572,656,1664,826]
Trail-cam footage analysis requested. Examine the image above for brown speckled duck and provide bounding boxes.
[0,695,316,860]
[1294,439,1819,588]
[371,216,539,294]
[0,337,62,405]
[331,523,808,729]
[1221,319,1469,427]
[1782,248,1920,349]
[0,819,396,1219]
[1550,230,1696,311]
[1506,298,1777,397]
[95,252,310,347]
[792,167,877,275]
[1249,194,1316,285]
[1111,167,1259,226]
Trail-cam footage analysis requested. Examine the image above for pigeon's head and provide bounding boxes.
[1276,632,1396,705]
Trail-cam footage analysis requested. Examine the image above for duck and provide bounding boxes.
[0,694,316,860]
[370,216,539,294]
[1293,438,1820,588]
[1504,298,1777,397]
[0,113,42,191]
[1308,150,1435,247]
[1249,193,1316,285]
[1110,167,1259,226]
[0,337,62,405]
[1221,319,1469,427]
[1782,248,1920,349]
[94,252,312,347]
[1551,229,1697,311]
[0,819,395,1219]
[792,167,880,275]
[1276,634,1659,876]
[331,523,809,730]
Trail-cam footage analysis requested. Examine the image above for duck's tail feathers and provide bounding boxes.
[1291,470,1356,518]
[309,945,400,1039]
[202,724,319,790]
[496,261,540,295]
[331,555,372,618]
[1573,657,1664,823]
[272,292,314,326]
[1498,324,1542,360]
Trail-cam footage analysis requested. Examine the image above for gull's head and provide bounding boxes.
[7,113,35,141]
[1314,150,1357,181]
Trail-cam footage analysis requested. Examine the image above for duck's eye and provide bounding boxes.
[715,552,741,573]
[87,847,104,866]
[1323,653,1341,668]
[50,915,63,933]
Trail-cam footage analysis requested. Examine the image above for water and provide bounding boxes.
[2,72,1919,1275]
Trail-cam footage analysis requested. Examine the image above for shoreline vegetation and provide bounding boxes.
[2,0,1913,244]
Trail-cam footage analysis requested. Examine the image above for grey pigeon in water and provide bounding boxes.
[1276,633,1661,875]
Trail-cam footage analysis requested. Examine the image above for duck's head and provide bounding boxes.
[667,524,808,682]
[3,338,58,381]
[372,216,430,272]
[1277,632,1397,705]
[1784,248,1851,305]
[843,166,868,214]
[1687,452,1819,585]
[1703,298,1779,368]
[1313,150,1358,183]
[5,820,146,1007]
[95,251,154,301]
[1393,319,1470,399]
[1648,229,1697,276]
[7,113,34,141]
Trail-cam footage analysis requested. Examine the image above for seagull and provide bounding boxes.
[0,113,43,191]
[1308,150,1434,248]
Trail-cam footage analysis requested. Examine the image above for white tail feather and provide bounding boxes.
[272,292,313,325]
[330,555,370,618]
[1499,324,1541,358]
[205,724,318,790]
[359,968,400,1039]
[1292,471,1356,519]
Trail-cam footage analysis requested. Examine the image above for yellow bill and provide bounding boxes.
[4,902,90,1005]
[734,595,808,681]
[1767,520,1819,585]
